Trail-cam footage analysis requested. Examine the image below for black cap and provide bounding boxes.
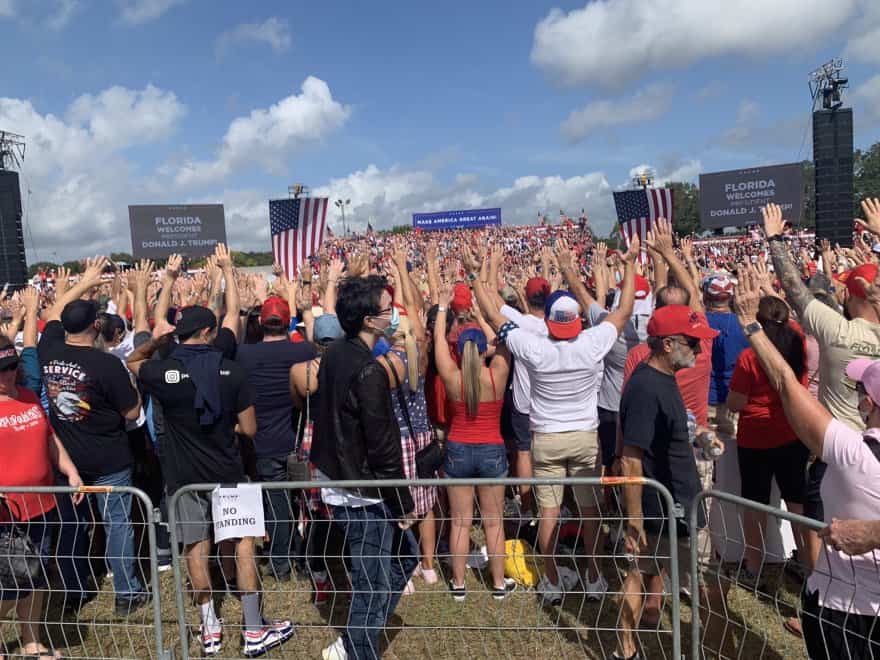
[0,345,19,370]
[61,300,99,334]
[173,305,217,337]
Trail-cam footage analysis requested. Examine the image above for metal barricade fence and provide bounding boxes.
[167,477,682,660]
[688,489,832,660]
[0,485,171,659]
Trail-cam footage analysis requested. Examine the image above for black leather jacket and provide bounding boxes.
[311,336,414,517]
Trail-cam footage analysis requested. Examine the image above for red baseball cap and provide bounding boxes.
[838,263,878,299]
[525,277,551,299]
[647,305,719,340]
[260,295,291,327]
[619,274,651,300]
[451,283,472,314]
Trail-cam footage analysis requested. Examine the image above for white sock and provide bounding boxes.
[199,601,220,631]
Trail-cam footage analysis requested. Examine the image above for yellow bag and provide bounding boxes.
[504,539,541,587]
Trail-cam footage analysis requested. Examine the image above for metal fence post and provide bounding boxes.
[167,485,191,660]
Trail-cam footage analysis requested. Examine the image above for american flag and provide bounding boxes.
[269,197,328,278]
[613,187,674,261]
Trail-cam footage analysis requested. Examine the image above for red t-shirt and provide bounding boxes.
[729,341,808,449]
[622,313,713,426]
[0,389,57,521]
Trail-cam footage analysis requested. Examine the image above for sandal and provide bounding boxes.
[783,616,803,637]
[20,644,64,659]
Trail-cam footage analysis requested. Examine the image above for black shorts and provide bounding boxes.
[506,407,531,453]
[737,441,809,505]
[597,407,617,469]
[803,459,827,522]
[802,589,880,659]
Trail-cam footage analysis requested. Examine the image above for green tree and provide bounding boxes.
[62,260,83,274]
[665,182,700,235]
[28,261,59,277]
[389,225,412,235]
[110,252,134,264]
[855,142,880,214]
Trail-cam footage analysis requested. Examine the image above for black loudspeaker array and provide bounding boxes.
[0,170,28,288]
[812,108,854,247]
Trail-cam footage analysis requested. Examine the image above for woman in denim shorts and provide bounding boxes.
[434,297,516,601]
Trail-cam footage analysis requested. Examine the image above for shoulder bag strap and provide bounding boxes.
[382,354,415,438]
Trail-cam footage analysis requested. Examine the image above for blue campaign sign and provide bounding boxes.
[412,207,502,231]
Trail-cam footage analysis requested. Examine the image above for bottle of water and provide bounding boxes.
[686,410,697,445]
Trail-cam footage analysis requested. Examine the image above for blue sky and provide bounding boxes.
[1,0,879,260]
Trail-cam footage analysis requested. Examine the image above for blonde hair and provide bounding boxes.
[461,340,481,417]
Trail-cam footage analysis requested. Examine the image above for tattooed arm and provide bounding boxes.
[763,203,814,318]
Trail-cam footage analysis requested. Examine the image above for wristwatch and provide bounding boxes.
[744,320,763,337]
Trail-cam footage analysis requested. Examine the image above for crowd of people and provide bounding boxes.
[1,204,879,660]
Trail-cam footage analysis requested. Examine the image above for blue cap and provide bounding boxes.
[314,313,344,342]
[457,328,488,356]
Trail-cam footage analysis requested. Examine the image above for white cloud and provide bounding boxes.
[532,0,858,87]
[0,85,187,260]
[0,0,15,18]
[216,17,291,60]
[175,76,351,187]
[117,0,184,25]
[561,83,674,143]
[66,85,186,151]
[714,100,805,149]
[845,1,880,62]
[853,75,880,123]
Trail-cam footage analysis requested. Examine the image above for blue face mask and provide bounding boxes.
[372,336,391,358]
[383,306,400,339]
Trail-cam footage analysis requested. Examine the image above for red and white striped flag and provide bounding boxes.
[269,197,328,278]
[613,187,674,262]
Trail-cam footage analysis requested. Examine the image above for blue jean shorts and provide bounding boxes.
[443,441,508,479]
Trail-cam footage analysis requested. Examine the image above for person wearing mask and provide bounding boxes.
[127,306,292,657]
[469,239,639,605]
[37,257,149,617]
[615,305,726,660]
[310,275,417,660]
[0,336,83,660]
[726,296,811,587]
[731,268,880,659]
[434,286,515,602]
[237,295,316,582]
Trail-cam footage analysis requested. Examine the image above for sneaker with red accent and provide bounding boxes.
[314,575,332,605]
[242,621,294,657]
[200,623,222,656]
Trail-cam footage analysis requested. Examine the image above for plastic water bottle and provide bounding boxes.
[686,410,697,445]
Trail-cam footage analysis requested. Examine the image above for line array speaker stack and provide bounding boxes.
[0,170,28,288]
[812,108,854,247]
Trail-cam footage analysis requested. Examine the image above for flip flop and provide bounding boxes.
[783,616,803,638]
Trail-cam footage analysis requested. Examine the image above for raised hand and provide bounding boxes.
[81,256,109,288]
[165,254,183,280]
[55,266,70,297]
[20,287,39,314]
[762,203,785,238]
[680,236,694,261]
[214,243,233,270]
[461,245,481,275]
[133,259,154,291]
[646,217,674,257]
[622,235,641,264]
[554,238,575,272]
[152,317,176,341]
[855,198,880,238]
[733,266,761,324]
[328,257,345,282]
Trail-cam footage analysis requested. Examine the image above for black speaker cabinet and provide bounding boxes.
[813,108,854,247]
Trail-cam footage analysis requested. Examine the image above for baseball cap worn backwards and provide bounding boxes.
[544,290,582,340]
[173,305,217,337]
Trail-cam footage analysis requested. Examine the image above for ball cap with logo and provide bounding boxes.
[617,274,651,300]
[703,273,735,300]
[259,295,291,327]
[544,290,583,340]
[173,305,217,336]
[837,263,878,299]
[647,304,719,340]
[844,358,880,401]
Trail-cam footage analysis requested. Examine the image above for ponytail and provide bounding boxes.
[462,340,481,417]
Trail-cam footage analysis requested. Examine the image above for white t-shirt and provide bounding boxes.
[807,420,880,615]
[505,321,619,433]
[500,305,548,415]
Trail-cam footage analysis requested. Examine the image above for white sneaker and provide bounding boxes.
[536,574,564,605]
[415,563,439,585]
[322,636,348,660]
[584,573,609,601]
[466,546,489,569]
[557,565,581,592]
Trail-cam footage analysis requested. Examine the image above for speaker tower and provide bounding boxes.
[812,108,854,247]
[0,170,27,288]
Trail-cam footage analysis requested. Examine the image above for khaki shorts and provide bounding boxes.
[531,429,600,509]
[626,527,717,589]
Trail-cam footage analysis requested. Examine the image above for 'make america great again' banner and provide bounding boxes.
[412,207,502,231]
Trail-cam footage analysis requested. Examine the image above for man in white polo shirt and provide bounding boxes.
[500,277,550,513]
[467,238,639,604]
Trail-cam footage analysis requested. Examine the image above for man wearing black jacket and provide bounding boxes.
[311,275,417,660]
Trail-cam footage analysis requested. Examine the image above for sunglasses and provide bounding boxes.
[668,336,700,350]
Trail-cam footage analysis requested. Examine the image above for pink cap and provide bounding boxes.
[845,358,880,402]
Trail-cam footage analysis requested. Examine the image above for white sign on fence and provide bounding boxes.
[211,483,265,543]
